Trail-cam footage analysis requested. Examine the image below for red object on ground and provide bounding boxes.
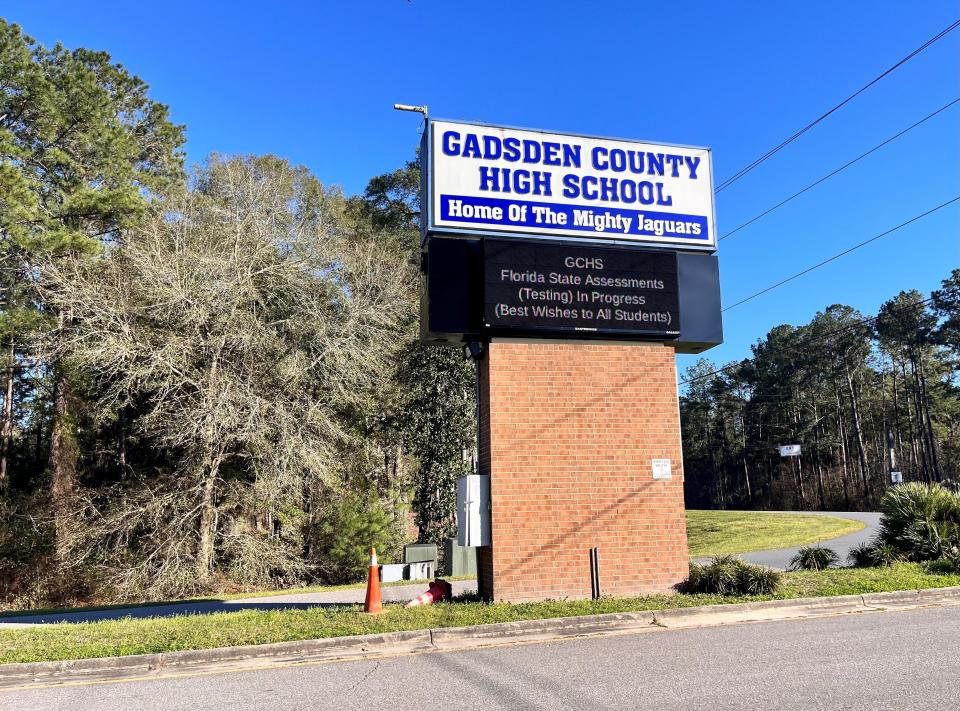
[363,548,384,614]
[404,579,453,608]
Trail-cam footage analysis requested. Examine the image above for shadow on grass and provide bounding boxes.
[1,581,482,626]
[0,600,363,625]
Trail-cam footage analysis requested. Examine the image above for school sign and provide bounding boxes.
[425,120,716,250]
[416,117,723,603]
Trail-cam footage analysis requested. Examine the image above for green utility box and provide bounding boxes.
[403,543,437,565]
[442,538,478,577]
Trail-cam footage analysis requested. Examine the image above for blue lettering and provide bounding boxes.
[442,131,460,156]
[514,169,530,195]
[462,133,482,159]
[479,166,499,192]
[685,156,701,179]
[543,142,561,166]
[562,174,580,198]
[599,177,619,201]
[656,182,673,206]
[532,171,552,196]
[647,153,665,176]
[522,140,541,164]
[591,147,608,170]
[562,144,581,168]
[581,176,599,200]
[609,149,626,172]
[482,135,502,160]
[638,181,654,204]
[666,155,683,177]
[503,137,521,162]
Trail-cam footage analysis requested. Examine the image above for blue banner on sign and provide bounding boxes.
[439,194,709,242]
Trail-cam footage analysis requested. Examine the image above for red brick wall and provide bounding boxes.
[477,340,688,602]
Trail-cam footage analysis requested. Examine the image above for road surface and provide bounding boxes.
[738,510,881,570]
[4,604,957,710]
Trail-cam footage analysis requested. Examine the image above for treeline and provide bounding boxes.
[681,277,960,511]
[0,22,473,606]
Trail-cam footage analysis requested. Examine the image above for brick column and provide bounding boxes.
[477,340,688,602]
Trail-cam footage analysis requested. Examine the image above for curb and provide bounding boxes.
[2,586,959,688]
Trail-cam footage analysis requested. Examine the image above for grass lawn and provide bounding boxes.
[1,563,956,665]
[0,511,860,619]
[685,510,864,557]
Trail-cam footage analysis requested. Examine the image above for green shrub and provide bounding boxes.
[846,540,904,568]
[736,565,783,595]
[847,542,874,568]
[925,557,960,575]
[878,482,960,561]
[683,555,781,595]
[868,542,905,567]
[790,545,839,571]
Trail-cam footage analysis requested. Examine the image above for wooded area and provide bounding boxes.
[0,22,474,606]
[1,21,956,609]
[681,277,960,511]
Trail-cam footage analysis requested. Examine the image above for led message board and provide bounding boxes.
[483,239,680,338]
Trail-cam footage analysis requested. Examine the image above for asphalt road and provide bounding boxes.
[5,605,958,711]
[738,510,881,570]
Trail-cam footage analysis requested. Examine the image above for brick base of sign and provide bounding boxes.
[476,340,688,603]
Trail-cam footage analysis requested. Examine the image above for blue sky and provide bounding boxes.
[8,2,959,374]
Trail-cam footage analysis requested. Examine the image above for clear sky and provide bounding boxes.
[7,1,960,375]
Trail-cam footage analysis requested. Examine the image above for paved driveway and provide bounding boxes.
[737,510,881,570]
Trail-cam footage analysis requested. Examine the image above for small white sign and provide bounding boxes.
[652,459,672,480]
[891,471,903,484]
[778,444,802,457]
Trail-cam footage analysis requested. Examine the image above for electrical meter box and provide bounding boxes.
[456,474,491,547]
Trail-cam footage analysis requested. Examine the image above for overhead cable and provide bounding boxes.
[714,19,960,193]
[722,196,960,313]
[719,97,960,242]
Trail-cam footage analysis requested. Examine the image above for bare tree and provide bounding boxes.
[38,155,412,598]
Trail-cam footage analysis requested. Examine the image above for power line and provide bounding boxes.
[714,19,960,193]
[722,196,960,312]
[680,295,944,386]
[719,97,960,242]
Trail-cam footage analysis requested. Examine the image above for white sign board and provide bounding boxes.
[891,471,903,484]
[427,120,716,250]
[778,444,802,457]
[652,459,673,480]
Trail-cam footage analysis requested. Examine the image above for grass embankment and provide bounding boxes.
[0,510,861,621]
[686,510,864,557]
[2,563,956,665]
[0,511,860,618]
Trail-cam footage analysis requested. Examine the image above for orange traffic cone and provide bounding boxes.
[404,579,452,608]
[363,547,385,615]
